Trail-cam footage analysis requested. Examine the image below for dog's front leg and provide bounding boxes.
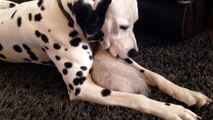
[125,58,212,107]
[45,41,94,100]
[46,47,199,120]
[79,76,201,120]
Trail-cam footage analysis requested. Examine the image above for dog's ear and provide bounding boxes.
[72,0,112,41]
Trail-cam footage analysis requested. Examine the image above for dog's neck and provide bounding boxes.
[57,0,74,27]
[56,0,101,55]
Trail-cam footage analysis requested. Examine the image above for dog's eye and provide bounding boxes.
[120,25,129,30]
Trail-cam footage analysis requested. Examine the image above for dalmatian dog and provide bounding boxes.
[0,0,212,120]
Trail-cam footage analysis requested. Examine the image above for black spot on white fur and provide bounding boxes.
[11,10,17,19]
[37,0,45,11]
[37,0,43,7]
[124,58,133,64]
[63,69,68,75]
[73,77,86,86]
[40,6,45,11]
[140,69,145,73]
[41,47,46,52]
[9,3,16,8]
[80,66,87,71]
[76,71,83,77]
[23,44,38,61]
[70,37,81,47]
[82,45,88,50]
[13,45,23,53]
[64,62,73,69]
[89,55,93,60]
[53,43,61,50]
[41,34,48,43]
[68,84,74,90]
[55,55,61,61]
[28,13,32,21]
[35,30,49,43]
[101,89,111,97]
[75,88,81,96]
[34,13,42,21]
[69,30,78,37]
[44,46,49,50]
[17,17,22,27]
[35,30,41,37]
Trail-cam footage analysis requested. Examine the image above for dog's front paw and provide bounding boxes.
[148,100,201,120]
[175,88,212,107]
[189,91,212,107]
[160,103,201,120]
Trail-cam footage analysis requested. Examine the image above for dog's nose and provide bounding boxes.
[128,49,138,57]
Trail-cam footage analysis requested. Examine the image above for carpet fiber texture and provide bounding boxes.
[0,0,213,119]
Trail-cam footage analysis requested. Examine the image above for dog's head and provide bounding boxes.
[68,0,139,58]
[101,0,139,58]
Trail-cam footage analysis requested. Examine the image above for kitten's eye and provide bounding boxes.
[120,25,129,30]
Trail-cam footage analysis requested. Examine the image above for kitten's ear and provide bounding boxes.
[72,0,112,41]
